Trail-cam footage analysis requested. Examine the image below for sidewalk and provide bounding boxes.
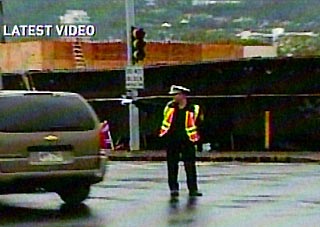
[106,150,320,163]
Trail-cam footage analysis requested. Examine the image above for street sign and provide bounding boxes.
[125,66,144,90]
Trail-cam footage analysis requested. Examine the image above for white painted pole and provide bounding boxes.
[126,0,140,151]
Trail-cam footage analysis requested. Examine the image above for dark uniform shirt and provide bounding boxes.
[168,106,189,142]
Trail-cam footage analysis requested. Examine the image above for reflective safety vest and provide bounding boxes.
[159,102,200,142]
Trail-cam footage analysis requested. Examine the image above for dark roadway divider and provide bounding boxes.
[106,150,320,163]
[15,57,320,151]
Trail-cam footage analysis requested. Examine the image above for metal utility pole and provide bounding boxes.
[0,1,5,43]
[125,0,140,151]
[0,0,5,88]
[126,0,134,65]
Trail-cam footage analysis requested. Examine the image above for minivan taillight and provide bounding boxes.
[100,131,107,150]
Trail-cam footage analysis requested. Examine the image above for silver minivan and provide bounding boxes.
[0,90,106,205]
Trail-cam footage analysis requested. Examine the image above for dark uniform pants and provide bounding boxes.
[166,140,198,192]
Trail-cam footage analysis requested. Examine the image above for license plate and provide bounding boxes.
[29,151,73,165]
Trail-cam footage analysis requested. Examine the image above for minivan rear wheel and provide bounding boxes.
[57,184,90,206]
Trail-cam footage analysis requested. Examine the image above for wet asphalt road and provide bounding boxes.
[1,161,320,227]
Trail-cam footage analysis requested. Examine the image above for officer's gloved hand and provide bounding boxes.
[121,98,133,105]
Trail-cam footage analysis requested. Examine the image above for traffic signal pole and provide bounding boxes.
[126,0,134,65]
[125,0,140,151]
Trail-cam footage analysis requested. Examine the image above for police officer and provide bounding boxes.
[159,85,203,197]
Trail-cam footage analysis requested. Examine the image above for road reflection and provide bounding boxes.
[0,202,102,227]
[167,197,199,226]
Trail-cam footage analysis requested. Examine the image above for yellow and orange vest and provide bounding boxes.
[159,101,201,142]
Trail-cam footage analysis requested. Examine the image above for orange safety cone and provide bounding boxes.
[101,121,114,150]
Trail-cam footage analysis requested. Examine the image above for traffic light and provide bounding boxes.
[131,26,146,64]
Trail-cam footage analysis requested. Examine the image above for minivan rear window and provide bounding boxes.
[0,95,96,132]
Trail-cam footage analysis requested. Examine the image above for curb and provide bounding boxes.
[107,152,320,163]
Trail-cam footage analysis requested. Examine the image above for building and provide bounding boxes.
[192,0,241,6]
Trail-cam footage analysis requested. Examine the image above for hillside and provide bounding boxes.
[2,0,320,42]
